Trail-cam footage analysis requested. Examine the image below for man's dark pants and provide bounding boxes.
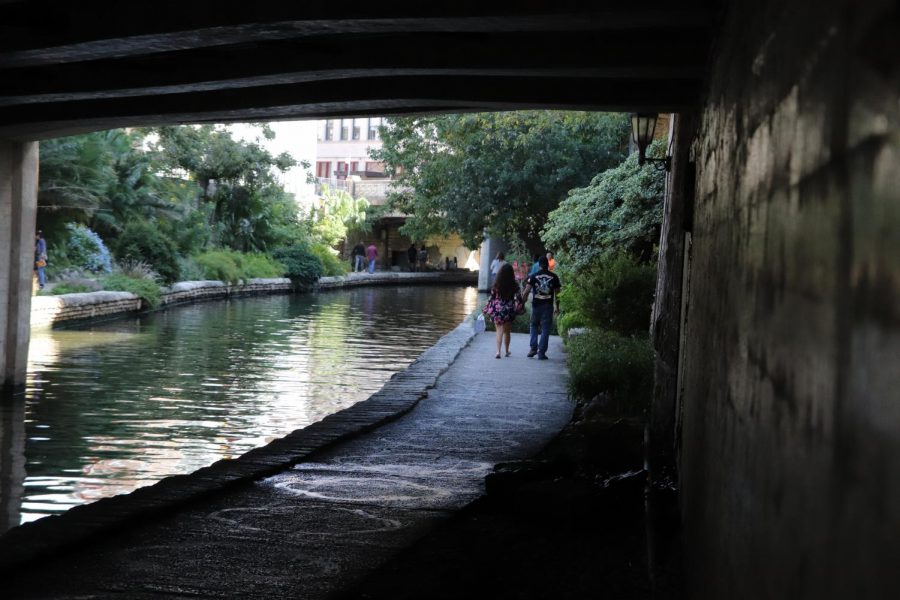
[529,302,553,357]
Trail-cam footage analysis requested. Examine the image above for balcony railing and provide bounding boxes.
[315,177,398,206]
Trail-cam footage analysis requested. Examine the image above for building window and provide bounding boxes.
[352,118,362,140]
[316,161,331,178]
[324,120,334,141]
[340,119,349,141]
[367,117,381,140]
[350,161,359,174]
[336,161,348,178]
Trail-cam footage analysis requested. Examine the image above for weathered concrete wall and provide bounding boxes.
[649,113,694,477]
[679,1,900,597]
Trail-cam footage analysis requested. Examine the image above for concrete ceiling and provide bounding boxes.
[0,1,717,139]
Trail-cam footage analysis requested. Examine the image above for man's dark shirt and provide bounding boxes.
[526,269,561,306]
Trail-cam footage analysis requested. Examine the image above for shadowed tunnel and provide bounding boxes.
[0,1,898,597]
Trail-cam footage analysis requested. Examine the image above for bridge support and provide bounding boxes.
[0,140,38,394]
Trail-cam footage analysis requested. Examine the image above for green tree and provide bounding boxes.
[150,125,305,252]
[307,186,370,247]
[39,129,186,243]
[372,111,630,250]
[541,141,667,273]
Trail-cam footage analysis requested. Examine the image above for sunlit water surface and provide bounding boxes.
[0,286,478,530]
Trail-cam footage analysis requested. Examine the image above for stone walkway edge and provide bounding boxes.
[0,316,479,572]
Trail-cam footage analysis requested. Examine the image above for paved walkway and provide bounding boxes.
[7,332,571,599]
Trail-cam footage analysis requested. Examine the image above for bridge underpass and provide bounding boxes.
[1,1,898,597]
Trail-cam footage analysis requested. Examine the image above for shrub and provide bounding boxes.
[114,259,159,281]
[51,282,96,295]
[272,243,324,290]
[566,329,654,415]
[310,243,348,277]
[239,253,284,279]
[562,253,656,336]
[177,256,206,281]
[101,273,162,308]
[192,250,283,283]
[113,221,180,284]
[60,223,113,273]
[542,139,667,271]
[194,250,242,284]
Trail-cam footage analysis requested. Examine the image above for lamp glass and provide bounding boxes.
[631,113,657,147]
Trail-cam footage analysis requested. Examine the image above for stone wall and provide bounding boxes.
[679,1,900,597]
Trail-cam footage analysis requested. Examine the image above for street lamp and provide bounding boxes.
[631,113,670,171]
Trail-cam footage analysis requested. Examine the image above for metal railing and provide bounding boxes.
[315,177,397,205]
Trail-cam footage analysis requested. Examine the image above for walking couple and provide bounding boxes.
[482,256,561,359]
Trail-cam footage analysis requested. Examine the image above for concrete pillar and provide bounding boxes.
[0,391,26,531]
[0,140,38,394]
[477,235,506,291]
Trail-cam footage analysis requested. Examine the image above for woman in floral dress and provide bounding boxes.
[483,263,524,359]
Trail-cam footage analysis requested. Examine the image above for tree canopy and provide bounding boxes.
[541,140,667,273]
[371,111,630,250]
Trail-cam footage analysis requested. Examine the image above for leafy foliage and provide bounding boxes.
[307,186,370,247]
[150,125,302,252]
[113,220,181,284]
[239,253,284,279]
[309,243,349,276]
[57,223,113,273]
[566,330,654,414]
[559,253,656,336]
[373,111,630,249]
[39,130,183,241]
[101,273,163,308]
[194,250,242,284]
[542,140,666,272]
[271,244,324,290]
[37,124,317,288]
[193,250,283,283]
[50,282,95,295]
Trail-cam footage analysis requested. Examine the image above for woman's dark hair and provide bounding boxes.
[492,263,518,300]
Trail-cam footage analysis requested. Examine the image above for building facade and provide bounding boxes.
[314,117,478,273]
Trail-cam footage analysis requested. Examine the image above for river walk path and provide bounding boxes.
[4,328,572,599]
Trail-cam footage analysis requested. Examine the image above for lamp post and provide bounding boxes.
[631,113,670,171]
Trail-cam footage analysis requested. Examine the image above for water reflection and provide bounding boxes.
[0,286,477,532]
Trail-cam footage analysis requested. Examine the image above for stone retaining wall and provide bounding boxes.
[32,271,478,328]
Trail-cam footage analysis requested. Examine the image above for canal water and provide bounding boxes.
[0,285,479,532]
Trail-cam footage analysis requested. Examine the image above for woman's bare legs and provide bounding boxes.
[494,321,503,358]
[503,322,512,355]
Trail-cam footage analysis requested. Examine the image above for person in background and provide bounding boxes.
[520,255,562,360]
[407,243,418,272]
[489,251,506,285]
[351,241,366,272]
[34,230,47,290]
[366,242,378,273]
[418,245,428,271]
[546,251,557,271]
[528,253,542,276]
